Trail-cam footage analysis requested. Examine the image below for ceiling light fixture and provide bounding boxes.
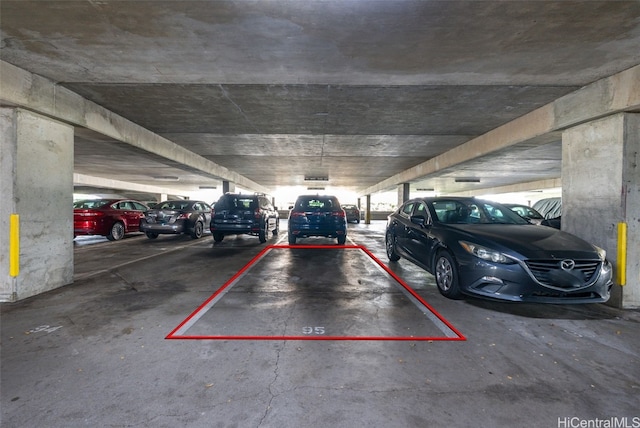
[307,187,325,190]
[199,186,217,189]
[304,176,329,181]
[454,178,481,183]
[152,176,180,181]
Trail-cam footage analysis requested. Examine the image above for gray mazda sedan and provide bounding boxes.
[385,197,613,303]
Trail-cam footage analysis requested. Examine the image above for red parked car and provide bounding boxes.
[73,199,150,241]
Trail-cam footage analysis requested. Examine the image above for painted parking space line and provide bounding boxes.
[166,244,465,341]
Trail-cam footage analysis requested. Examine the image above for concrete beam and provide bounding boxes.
[362,64,640,196]
[0,61,269,195]
[73,173,195,198]
[451,178,562,197]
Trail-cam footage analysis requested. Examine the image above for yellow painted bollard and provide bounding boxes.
[10,214,19,277]
[616,222,626,286]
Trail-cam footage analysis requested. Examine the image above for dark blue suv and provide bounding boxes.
[287,195,347,245]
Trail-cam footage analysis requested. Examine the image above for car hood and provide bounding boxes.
[446,224,601,260]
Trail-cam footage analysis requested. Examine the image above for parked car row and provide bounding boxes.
[74,198,213,241]
[74,193,359,245]
[210,193,350,245]
[74,194,612,305]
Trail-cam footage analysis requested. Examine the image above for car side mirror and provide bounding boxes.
[410,215,429,227]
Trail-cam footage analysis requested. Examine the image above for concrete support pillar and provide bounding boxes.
[0,108,74,301]
[398,183,410,206]
[562,113,640,309]
[365,195,371,225]
[222,181,235,194]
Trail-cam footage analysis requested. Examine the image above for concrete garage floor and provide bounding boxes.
[1,222,639,428]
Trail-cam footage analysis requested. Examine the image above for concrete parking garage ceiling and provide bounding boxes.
[1,1,639,200]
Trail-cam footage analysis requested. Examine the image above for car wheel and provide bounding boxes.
[288,232,296,245]
[191,221,204,239]
[385,230,401,261]
[435,251,463,299]
[107,222,125,241]
[213,232,224,243]
[258,222,267,243]
[273,218,279,235]
[356,218,360,224]
[337,235,346,245]
[145,232,159,239]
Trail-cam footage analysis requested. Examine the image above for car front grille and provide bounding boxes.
[525,259,601,288]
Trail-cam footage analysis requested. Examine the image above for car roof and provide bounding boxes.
[405,196,482,203]
[296,194,338,199]
[217,194,260,202]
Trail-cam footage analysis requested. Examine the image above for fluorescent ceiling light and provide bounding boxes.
[152,176,180,181]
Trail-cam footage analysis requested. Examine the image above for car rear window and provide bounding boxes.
[296,197,340,210]
[215,196,257,211]
[157,201,191,210]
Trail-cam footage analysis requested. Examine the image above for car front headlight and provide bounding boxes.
[593,245,607,261]
[459,241,513,264]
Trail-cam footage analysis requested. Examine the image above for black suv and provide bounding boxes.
[210,193,279,243]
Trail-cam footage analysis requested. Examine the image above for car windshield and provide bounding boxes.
[215,196,257,211]
[432,200,529,225]
[510,205,544,219]
[157,201,192,210]
[73,200,110,209]
[296,197,340,210]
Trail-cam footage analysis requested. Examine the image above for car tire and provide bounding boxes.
[213,232,224,243]
[435,251,463,299]
[385,230,401,261]
[273,218,279,235]
[107,222,125,241]
[191,221,204,239]
[288,232,296,245]
[145,232,159,239]
[337,235,346,245]
[258,222,267,243]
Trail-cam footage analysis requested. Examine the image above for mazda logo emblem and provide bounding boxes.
[561,259,576,271]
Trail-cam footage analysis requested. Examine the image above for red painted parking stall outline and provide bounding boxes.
[166,244,466,341]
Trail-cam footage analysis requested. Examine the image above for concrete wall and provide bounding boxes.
[562,113,639,308]
[0,108,74,301]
